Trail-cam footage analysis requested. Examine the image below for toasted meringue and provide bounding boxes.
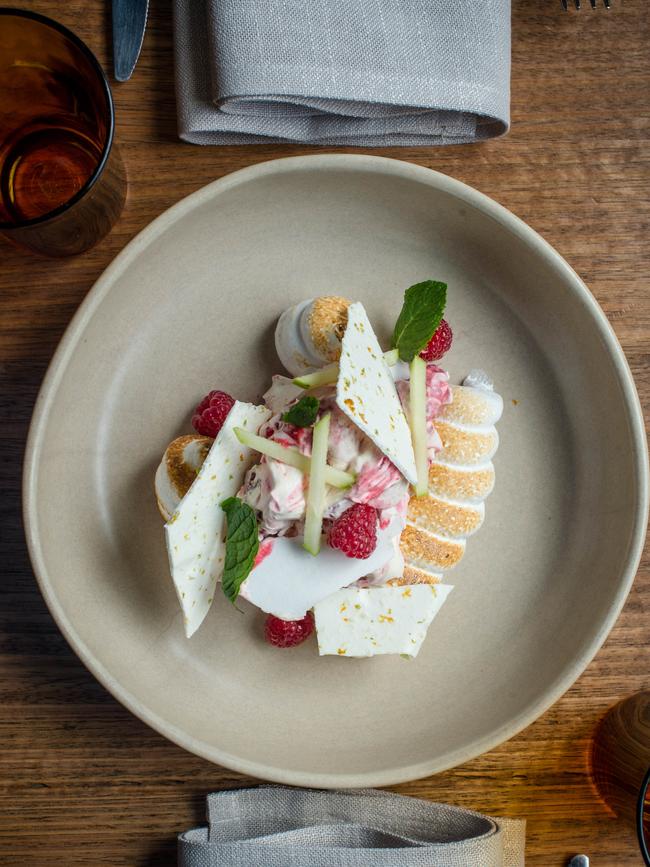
[154,434,212,521]
[275,296,351,376]
[398,374,503,585]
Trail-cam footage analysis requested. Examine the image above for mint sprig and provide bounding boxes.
[282,395,320,427]
[392,280,447,362]
[220,497,259,605]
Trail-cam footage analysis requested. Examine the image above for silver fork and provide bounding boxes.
[561,0,611,8]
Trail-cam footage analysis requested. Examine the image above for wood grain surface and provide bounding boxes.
[1,1,648,864]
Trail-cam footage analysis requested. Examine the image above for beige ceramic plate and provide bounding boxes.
[24,155,648,787]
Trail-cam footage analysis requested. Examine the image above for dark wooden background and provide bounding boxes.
[1,1,648,864]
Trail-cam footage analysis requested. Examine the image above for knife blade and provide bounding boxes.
[112,0,149,82]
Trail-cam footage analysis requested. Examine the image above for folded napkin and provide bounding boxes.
[173,0,511,146]
[178,787,525,866]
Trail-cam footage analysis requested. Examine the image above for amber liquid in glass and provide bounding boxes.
[1,124,102,223]
[0,52,107,225]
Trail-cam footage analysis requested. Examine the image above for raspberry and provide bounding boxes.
[191,390,235,437]
[419,319,453,362]
[328,503,378,559]
[264,612,314,648]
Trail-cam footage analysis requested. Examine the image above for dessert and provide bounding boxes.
[274,296,350,376]
[154,281,503,657]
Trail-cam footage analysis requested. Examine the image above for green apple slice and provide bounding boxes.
[382,348,399,367]
[234,427,355,489]
[293,351,400,390]
[292,363,340,389]
[303,412,331,555]
[409,356,429,496]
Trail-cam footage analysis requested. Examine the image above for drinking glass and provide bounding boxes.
[591,691,650,865]
[0,9,126,256]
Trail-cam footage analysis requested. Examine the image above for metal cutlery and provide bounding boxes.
[561,0,611,8]
[112,0,149,81]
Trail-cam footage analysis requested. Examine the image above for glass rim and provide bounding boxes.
[638,766,650,866]
[0,7,115,230]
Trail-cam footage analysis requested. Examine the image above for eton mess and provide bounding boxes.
[154,281,503,657]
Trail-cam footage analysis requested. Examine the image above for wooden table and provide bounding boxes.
[1,1,648,864]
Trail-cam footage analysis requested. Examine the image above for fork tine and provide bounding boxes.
[562,0,611,9]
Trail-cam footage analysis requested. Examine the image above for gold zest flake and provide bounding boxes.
[344,398,355,413]
[337,648,347,655]
[378,614,394,624]
[402,589,412,598]
[342,617,350,623]
[169,513,179,524]
[358,411,368,424]
[339,603,347,613]
[183,533,190,541]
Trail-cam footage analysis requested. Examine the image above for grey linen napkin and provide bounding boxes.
[178,788,526,867]
[173,0,511,146]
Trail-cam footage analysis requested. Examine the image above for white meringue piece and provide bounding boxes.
[336,302,417,485]
[314,583,453,658]
[165,401,271,637]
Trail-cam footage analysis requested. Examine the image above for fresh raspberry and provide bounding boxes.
[264,612,314,648]
[191,390,235,437]
[419,319,453,362]
[328,503,378,559]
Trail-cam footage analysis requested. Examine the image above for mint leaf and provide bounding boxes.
[221,497,259,605]
[282,395,320,427]
[391,280,447,362]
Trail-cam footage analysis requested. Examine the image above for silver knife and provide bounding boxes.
[112,0,149,82]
